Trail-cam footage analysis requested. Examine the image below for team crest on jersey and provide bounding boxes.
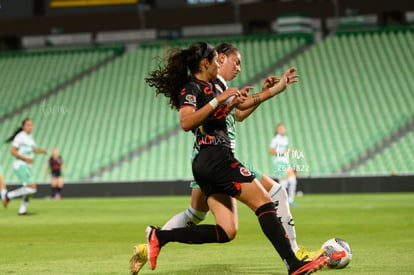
[240,167,252,177]
[185,94,196,105]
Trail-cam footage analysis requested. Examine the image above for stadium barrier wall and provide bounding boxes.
[5,175,414,198]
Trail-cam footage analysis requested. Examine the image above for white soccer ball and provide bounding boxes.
[321,238,352,269]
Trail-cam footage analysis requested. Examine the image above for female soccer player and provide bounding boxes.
[130,43,325,274]
[4,118,48,215]
[138,42,328,275]
[45,147,64,200]
[269,123,298,205]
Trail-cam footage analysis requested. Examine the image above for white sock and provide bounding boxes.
[1,189,7,200]
[268,182,299,253]
[287,175,297,203]
[7,186,36,199]
[162,206,208,230]
[18,196,30,214]
[279,179,289,189]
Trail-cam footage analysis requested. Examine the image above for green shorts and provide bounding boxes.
[14,165,34,185]
[273,160,290,179]
[189,162,263,189]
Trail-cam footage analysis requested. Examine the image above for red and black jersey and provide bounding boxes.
[49,156,63,174]
[178,76,230,149]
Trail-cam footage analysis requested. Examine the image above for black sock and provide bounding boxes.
[51,187,57,197]
[56,187,62,195]
[157,224,230,247]
[255,202,302,271]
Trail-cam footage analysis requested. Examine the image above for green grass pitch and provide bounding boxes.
[1,192,413,274]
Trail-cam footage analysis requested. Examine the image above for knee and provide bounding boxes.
[216,224,238,242]
[226,230,237,241]
[220,225,238,241]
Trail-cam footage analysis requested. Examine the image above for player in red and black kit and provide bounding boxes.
[45,147,64,200]
[182,74,253,197]
[138,42,329,275]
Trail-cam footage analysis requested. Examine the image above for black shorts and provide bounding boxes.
[51,170,61,178]
[192,146,256,197]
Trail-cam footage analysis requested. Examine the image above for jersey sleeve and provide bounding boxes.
[12,133,22,148]
[270,136,278,149]
[178,83,198,109]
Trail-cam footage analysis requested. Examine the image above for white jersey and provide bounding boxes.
[270,134,289,163]
[216,75,237,151]
[12,131,36,169]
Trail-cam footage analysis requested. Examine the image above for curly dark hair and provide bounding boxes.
[145,42,216,110]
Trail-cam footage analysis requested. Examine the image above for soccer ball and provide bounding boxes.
[321,238,352,269]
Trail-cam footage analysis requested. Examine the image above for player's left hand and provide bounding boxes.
[282,67,299,89]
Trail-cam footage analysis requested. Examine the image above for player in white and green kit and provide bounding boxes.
[269,123,298,205]
[4,118,48,215]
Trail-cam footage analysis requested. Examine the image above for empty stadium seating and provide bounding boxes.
[0,29,412,183]
[0,47,119,118]
[234,29,414,177]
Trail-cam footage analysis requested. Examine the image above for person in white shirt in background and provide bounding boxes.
[3,118,48,215]
[269,123,298,205]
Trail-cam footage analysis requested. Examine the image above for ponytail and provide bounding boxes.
[5,127,22,143]
[5,118,30,143]
[145,42,215,110]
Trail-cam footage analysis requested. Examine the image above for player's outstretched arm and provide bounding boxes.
[268,67,299,96]
[235,68,298,121]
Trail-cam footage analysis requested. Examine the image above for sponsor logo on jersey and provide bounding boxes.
[240,167,251,176]
[203,86,213,95]
[185,94,196,105]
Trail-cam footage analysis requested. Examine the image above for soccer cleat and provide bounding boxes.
[129,244,148,275]
[146,226,161,270]
[295,246,326,261]
[289,256,329,275]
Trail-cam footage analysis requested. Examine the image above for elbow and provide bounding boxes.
[180,122,192,132]
[235,116,245,122]
[181,126,191,132]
